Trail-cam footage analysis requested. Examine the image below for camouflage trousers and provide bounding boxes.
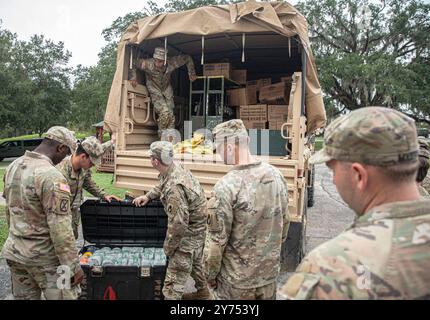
[71,207,80,240]
[7,260,80,300]
[163,246,206,300]
[212,278,277,300]
[152,92,175,138]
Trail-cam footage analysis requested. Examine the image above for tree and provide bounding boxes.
[298,0,430,123]
[71,0,233,130]
[0,25,21,137]
[71,43,118,130]
[0,23,72,137]
[13,35,72,135]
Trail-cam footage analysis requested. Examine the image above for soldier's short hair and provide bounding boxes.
[378,162,420,183]
[42,137,61,148]
[75,142,89,157]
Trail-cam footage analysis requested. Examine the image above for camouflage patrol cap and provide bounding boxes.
[81,136,105,166]
[310,107,419,166]
[148,141,174,165]
[43,126,77,153]
[153,47,167,61]
[212,119,248,150]
[418,137,430,160]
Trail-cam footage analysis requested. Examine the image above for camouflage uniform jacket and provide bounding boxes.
[57,156,107,210]
[280,199,430,300]
[205,161,290,289]
[131,55,196,103]
[422,175,430,195]
[419,185,430,198]
[1,151,80,274]
[146,162,207,256]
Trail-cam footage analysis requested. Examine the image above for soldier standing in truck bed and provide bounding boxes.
[132,141,210,300]
[130,47,197,138]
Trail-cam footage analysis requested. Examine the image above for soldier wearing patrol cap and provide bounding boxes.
[57,136,121,239]
[132,141,209,300]
[205,119,290,300]
[417,137,430,198]
[130,47,197,138]
[1,126,84,299]
[280,107,430,300]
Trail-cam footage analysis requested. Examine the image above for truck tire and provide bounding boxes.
[281,190,308,271]
[307,165,315,208]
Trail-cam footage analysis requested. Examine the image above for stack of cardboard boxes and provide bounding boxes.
[202,62,292,130]
[267,105,289,130]
[203,63,232,79]
[239,105,267,130]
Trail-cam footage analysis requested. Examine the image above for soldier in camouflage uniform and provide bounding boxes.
[131,47,197,138]
[417,137,430,198]
[1,126,84,300]
[205,119,290,300]
[57,136,121,239]
[132,141,209,300]
[280,107,430,300]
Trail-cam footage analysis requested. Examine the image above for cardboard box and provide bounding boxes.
[243,121,267,130]
[246,85,258,102]
[259,82,290,105]
[203,63,232,79]
[239,105,267,121]
[250,121,267,129]
[227,88,257,106]
[231,70,247,85]
[246,78,272,90]
[268,121,286,130]
[267,105,289,121]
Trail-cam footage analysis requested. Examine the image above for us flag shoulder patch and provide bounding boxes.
[59,183,70,193]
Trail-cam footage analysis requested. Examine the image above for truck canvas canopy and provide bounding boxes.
[104,0,326,134]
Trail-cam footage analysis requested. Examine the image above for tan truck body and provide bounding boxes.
[113,72,311,224]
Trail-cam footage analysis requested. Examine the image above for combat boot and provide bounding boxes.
[182,287,212,300]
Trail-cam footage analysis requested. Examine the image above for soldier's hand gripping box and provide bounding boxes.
[78,199,168,300]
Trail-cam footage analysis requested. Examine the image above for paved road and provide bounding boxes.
[0,164,355,300]
[276,164,355,293]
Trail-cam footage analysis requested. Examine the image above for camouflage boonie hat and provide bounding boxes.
[43,126,77,153]
[212,119,248,150]
[148,141,174,165]
[418,137,430,160]
[310,107,419,166]
[153,47,167,61]
[81,136,105,166]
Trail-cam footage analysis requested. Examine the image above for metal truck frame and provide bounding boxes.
[110,38,317,271]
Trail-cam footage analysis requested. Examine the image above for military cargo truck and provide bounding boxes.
[103,1,327,270]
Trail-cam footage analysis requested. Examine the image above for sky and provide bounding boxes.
[0,0,166,67]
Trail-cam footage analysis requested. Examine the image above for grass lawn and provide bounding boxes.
[84,169,129,199]
[0,206,7,250]
[0,168,4,191]
[314,137,324,151]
